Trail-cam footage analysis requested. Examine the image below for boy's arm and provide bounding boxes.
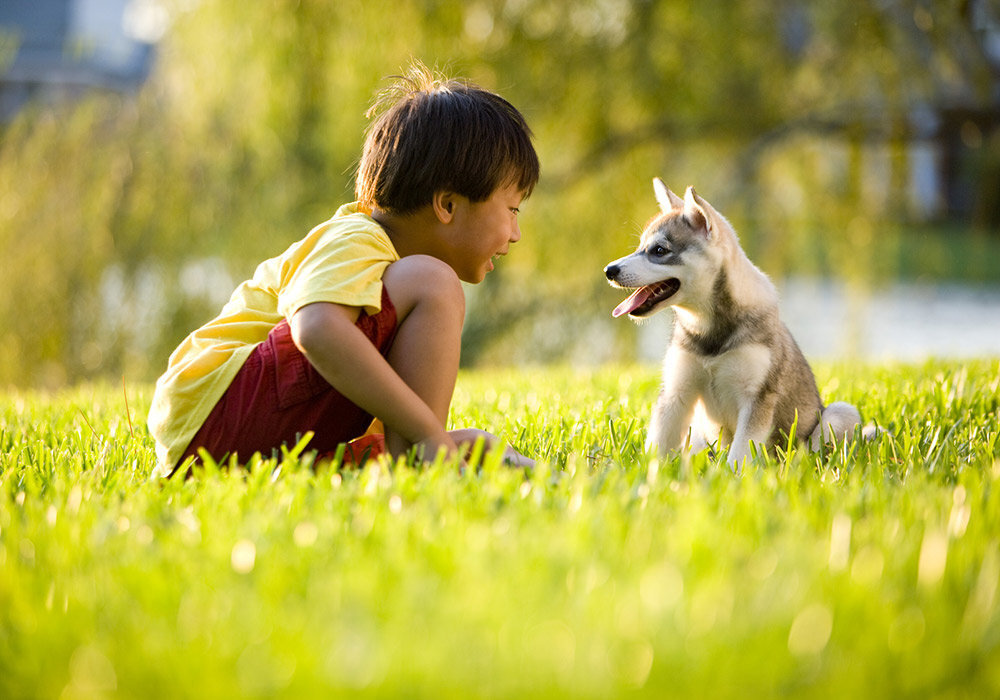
[290,301,458,458]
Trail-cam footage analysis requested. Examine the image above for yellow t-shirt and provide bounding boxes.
[147,202,399,477]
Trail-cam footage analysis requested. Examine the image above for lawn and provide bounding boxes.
[1,360,999,698]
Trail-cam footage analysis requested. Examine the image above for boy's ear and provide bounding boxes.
[432,191,457,223]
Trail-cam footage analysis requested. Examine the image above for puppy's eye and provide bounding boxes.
[650,245,669,257]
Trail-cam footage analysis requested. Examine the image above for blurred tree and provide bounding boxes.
[0,0,997,385]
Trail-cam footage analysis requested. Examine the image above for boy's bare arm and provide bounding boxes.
[290,301,458,458]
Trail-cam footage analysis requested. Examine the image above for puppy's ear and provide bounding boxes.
[653,178,684,213]
[683,186,711,236]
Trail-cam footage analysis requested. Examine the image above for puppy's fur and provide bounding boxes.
[605,179,861,465]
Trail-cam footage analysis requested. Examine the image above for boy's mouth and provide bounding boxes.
[612,279,681,317]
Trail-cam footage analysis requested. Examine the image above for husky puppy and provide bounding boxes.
[605,179,861,465]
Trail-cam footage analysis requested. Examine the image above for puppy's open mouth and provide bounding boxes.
[612,279,681,318]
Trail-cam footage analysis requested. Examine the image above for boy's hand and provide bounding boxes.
[412,431,460,463]
[449,428,535,468]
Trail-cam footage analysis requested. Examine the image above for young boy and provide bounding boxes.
[147,63,540,478]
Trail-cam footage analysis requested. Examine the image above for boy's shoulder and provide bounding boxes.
[292,202,397,262]
[254,202,396,283]
[320,201,383,237]
[257,202,399,318]
[332,201,375,222]
[320,202,393,247]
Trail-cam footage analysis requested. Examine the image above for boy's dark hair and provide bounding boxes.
[356,62,540,215]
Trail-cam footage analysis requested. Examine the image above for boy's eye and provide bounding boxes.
[510,208,520,215]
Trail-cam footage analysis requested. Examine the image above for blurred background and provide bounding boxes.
[1,0,999,388]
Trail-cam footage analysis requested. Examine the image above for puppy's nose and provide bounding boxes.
[604,264,620,281]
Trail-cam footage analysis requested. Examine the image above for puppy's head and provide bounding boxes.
[604,179,723,319]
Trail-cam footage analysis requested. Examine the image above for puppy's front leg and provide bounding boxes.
[728,398,776,467]
[647,392,698,455]
[647,347,701,455]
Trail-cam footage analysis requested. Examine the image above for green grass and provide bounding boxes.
[2,360,999,698]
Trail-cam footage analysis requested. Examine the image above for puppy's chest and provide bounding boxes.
[691,344,772,423]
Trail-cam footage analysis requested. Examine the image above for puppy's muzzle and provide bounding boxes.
[604,264,621,281]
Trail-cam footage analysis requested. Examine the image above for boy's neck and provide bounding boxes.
[371,205,443,259]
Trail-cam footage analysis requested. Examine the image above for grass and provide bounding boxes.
[1,359,999,698]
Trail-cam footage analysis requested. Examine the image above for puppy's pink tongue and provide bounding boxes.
[612,286,654,317]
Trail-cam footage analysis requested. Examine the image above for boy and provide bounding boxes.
[147,63,540,478]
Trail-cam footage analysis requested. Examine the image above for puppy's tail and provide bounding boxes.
[809,401,862,450]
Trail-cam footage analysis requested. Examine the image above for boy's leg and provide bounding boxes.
[379,255,465,457]
[175,290,399,472]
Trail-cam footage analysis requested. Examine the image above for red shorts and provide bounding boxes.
[176,287,398,473]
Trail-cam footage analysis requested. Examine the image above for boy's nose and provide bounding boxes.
[511,221,522,242]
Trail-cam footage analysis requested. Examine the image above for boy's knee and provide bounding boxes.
[383,255,465,320]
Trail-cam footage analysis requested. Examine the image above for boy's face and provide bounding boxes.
[442,183,525,284]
